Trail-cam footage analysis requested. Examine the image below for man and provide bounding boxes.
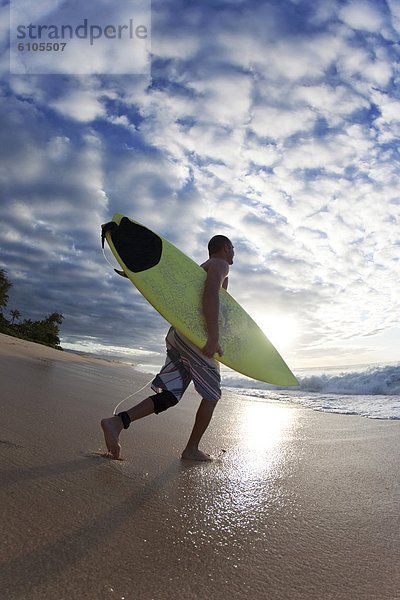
[101,234,235,462]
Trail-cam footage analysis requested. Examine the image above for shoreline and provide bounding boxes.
[1,333,399,599]
[0,332,137,369]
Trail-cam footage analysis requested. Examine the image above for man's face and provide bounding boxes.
[225,242,235,265]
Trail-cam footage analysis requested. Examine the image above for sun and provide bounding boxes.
[253,312,299,352]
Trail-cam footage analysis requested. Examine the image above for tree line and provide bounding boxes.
[0,269,64,349]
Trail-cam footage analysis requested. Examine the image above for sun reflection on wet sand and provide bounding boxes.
[238,399,297,475]
[188,398,301,545]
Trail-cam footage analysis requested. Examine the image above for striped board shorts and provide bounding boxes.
[151,327,221,403]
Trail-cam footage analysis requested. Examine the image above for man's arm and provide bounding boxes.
[202,260,229,358]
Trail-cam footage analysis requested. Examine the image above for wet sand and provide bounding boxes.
[1,333,399,600]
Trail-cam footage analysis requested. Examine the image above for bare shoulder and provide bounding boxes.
[201,258,229,291]
[201,257,229,278]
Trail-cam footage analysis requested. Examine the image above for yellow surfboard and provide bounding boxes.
[102,214,298,386]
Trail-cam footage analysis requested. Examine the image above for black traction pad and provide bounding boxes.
[106,217,163,273]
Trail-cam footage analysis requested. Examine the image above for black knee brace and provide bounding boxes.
[151,390,179,414]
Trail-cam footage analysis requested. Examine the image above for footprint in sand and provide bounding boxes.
[0,439,23,449]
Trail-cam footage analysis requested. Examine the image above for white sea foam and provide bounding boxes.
[225,364,400,420]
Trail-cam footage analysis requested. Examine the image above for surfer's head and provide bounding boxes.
[208,235,234,265]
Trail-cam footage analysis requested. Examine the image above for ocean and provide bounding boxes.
[90,350,400,421]
[223,363,400,420]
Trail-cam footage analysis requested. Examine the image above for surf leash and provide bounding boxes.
[112,377,154,416]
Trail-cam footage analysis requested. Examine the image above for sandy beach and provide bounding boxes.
[0,333,399,600]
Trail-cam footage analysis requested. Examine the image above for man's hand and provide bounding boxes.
[202,337,223,358]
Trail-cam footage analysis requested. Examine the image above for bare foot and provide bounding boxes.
[101,416,123,459]
[181,448,213,461]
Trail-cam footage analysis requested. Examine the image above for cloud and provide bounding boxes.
[388,0,400,33]
[250,105,316,140]
[50,88,107,122]
[339,0,386,32]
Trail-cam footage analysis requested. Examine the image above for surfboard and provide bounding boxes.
[102,214,298,386]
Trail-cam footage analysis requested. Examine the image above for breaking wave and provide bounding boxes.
[225,364,400,419]
[298,364,400,396]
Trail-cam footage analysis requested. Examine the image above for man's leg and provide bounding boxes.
[182,398,216,461]
[101,396,155,459]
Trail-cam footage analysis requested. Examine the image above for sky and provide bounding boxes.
[0,0,399,373]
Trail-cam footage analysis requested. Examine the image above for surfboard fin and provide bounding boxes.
[114,269,128,278]
[101,221,118,249]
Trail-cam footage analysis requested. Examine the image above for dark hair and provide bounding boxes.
[208,235,232,255]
